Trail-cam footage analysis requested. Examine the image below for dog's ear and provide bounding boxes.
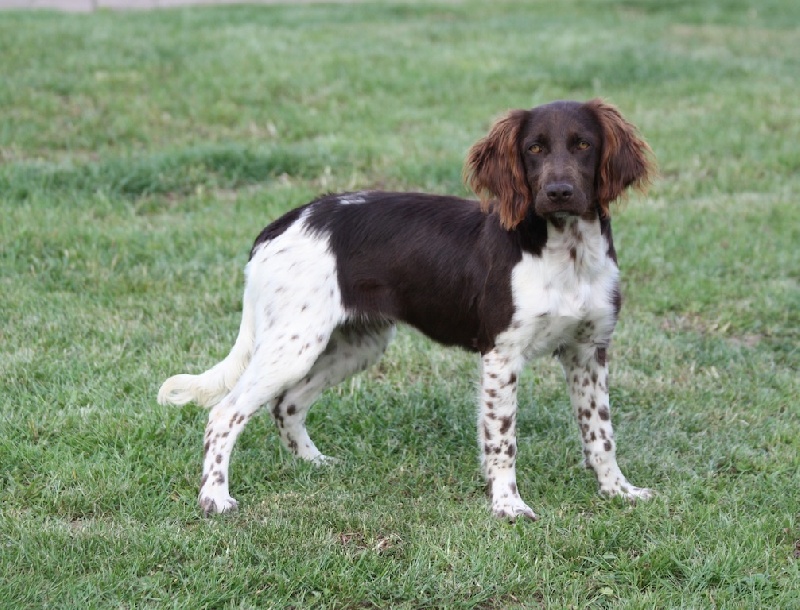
[464,110,531,230]
[586,99,656,217]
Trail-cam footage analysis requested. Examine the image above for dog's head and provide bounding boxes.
[465,99,656,229]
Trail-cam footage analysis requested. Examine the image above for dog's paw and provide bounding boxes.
[601,483,655,503]
[623,485,655,502]
[311,454,338,466]
[491,497,538,522]
[199,491,239,517]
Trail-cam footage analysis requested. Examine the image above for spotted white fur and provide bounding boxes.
[484,217,651,519]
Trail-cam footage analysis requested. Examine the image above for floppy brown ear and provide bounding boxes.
[464,110,531,230]
[586,99,656,217]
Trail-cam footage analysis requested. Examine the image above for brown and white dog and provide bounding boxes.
[159,99,657,520]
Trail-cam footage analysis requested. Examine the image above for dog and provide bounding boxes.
[158,99,657,520]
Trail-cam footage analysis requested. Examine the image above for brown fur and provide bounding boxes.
[585,99,656,217]
[465,110,531,229]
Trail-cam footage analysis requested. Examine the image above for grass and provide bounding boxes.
[1,0,798,607]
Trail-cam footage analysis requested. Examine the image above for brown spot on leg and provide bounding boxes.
[598,407,610,421]
[272,402,285,429]
[604,440,613,452]
[499,416,513,435]
[595,348,607,366]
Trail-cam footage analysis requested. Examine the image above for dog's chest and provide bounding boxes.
[499,222,618,359]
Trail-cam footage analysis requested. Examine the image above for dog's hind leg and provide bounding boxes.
[197,229,349,515]
[197,318,340,516]
[271,322,396,462]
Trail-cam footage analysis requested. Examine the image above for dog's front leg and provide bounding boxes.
[479,349,536,521]
[560,346,653,501]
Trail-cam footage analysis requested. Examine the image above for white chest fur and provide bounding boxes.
[497,218,619,361]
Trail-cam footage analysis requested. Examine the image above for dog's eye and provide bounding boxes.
[576,140,591,151]
[528,143,543,154]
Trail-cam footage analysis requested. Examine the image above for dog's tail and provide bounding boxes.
[157,288,255,409]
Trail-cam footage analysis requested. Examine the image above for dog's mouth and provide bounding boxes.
[534,190,590,221]
[546,211,575,220]
[541,210,584,227]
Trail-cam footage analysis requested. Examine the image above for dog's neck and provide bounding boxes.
[541,212,614,281]
[515,205,613,264]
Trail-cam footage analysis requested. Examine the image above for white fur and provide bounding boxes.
[337,193,367,205]
[500,217,618,358]
[157,297,255,408]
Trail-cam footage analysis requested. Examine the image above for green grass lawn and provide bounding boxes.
[1,0,798,607]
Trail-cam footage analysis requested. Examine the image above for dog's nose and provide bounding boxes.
[545,182,574,203]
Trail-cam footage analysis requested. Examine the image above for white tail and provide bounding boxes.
[158,289,255,409]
